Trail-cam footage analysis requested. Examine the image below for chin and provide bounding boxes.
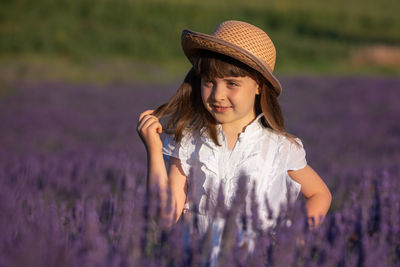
[212,116,231,124]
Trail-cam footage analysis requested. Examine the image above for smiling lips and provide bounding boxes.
[212,104,232,113]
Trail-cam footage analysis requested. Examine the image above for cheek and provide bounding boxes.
[201,87,211,104]
[234,92,256,108]
[229,91,246,105]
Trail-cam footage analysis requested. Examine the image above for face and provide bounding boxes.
[201,75,260,132]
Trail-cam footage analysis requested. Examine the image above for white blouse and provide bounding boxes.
[162,114,307,235]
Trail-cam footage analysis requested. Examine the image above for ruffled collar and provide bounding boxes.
[200,113,266,144]
[215,113,265,141]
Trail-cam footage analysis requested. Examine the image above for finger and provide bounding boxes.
[139,120,163,139]
[156,124,162,134]
[148,121,163,134]
[138,114,158,127]
[137,114,158,131]
[138,110,155,122]
[138,116,161,134]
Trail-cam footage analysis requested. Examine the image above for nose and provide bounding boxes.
[211,81,226,101]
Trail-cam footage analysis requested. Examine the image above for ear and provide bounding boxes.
[256,85,260,95]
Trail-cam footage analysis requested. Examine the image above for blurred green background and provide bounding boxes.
[1,0,399,84]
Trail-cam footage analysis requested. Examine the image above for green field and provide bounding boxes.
[1,0,399,84]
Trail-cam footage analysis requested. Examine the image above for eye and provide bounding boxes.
[227,81,238,87]
[202,79,213,87]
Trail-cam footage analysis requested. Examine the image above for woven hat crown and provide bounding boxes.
[210,20,276,71]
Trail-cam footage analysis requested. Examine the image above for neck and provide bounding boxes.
[221,114,257,137]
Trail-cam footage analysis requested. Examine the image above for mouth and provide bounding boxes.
[212,105,232,113]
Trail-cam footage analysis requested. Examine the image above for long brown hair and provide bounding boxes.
[153,50,301,148]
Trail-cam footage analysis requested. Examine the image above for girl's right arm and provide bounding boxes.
[137,110,187,225]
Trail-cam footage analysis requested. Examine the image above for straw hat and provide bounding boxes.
[181,20,282,95]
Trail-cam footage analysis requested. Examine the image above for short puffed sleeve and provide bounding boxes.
[162,134,179,158]
[286,137,307,171]
[162,134,191,176]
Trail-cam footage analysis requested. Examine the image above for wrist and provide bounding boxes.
[143,138,163,153]
[146,144,163,156]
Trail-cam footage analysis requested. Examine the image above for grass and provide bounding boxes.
[1,0,399,84]
[0,55,191,85]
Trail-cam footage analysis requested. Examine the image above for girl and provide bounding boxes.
[137,20,331,237]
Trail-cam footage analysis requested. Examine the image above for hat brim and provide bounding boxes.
[181,29,282,95]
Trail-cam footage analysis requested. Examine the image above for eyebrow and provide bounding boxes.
[201,77,243,83]
[223,77,242,83]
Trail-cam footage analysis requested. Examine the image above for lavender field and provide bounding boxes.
[1,76,399,266]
